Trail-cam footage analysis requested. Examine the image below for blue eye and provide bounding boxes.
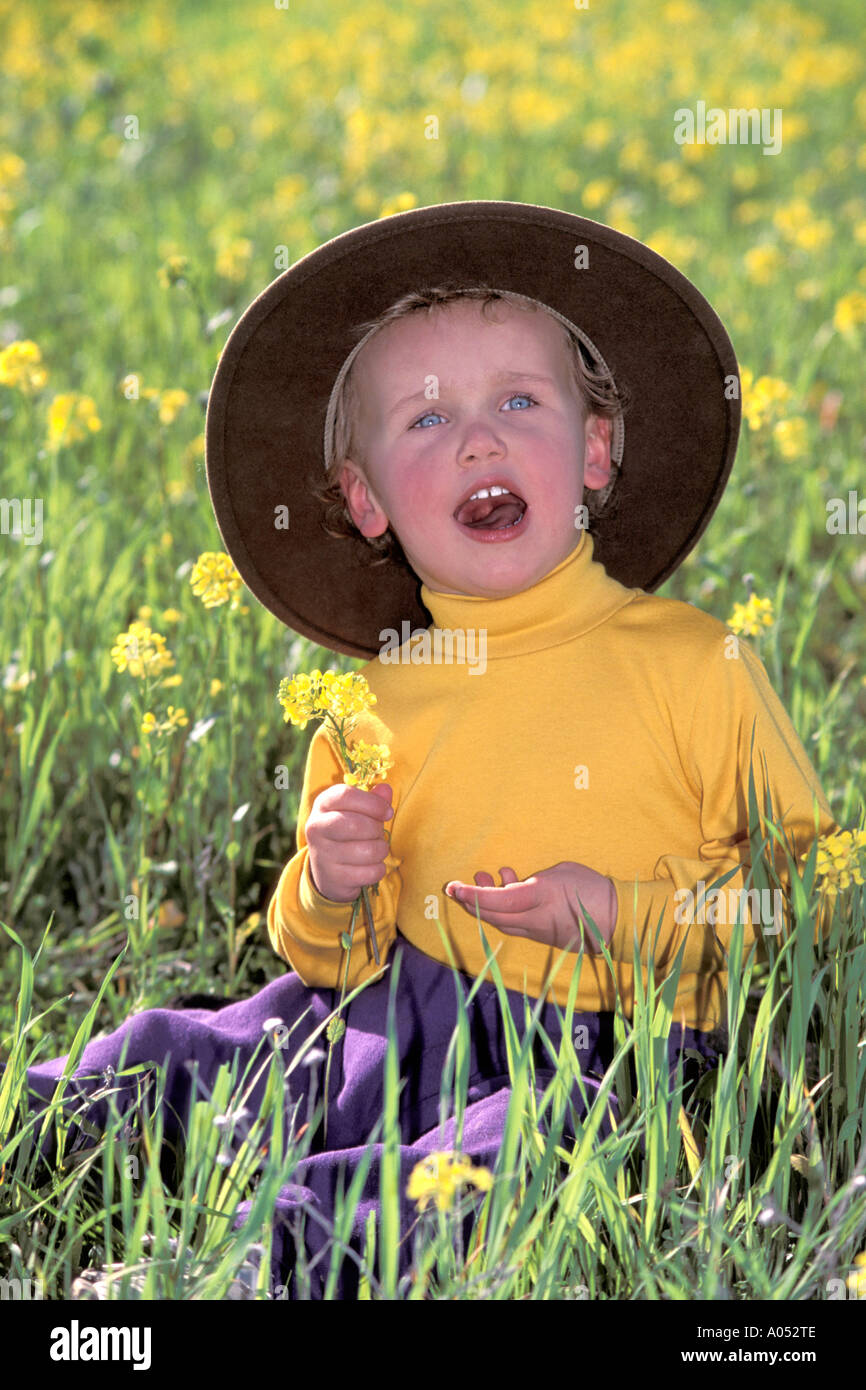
[410,410,445,429]
[409,392,538,430]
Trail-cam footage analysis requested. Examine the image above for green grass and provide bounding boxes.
[2,790,865,1299]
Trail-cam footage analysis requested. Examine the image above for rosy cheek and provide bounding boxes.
[395,471,441,518]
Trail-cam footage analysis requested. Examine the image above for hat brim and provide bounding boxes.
[205,200,740,658]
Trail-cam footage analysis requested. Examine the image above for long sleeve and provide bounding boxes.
[606,635,840,976]
[266,721,401,991]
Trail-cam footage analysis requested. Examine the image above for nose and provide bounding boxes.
[458,419,505,466]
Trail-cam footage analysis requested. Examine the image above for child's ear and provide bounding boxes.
[337,461,391,539]
[583,414,613,491]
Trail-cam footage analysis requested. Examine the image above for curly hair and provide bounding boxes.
[308,283,630,569]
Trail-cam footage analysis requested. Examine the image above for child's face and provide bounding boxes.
[337,299,613,598]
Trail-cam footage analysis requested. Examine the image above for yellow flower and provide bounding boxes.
[157,254,190,288]
[772,417,808,459]
[407,1151,493,1213]
[215,238,253,281]
[848,1249,866,1297]
[744,245,784,285]
[110,620,175,679]
[772,198,814,240]
[767,190,830,248]
[833,290,866,335]
[277,666,390,972]
[141,386,188,423]
[581,178,615,210]
[190,551,244,611]
[161,608,182,624]
[0,339,48,393]
[277,669,377,731]
[210,678,224,697]
[379,191,418,219]
[343,739,393,792]
[273,174,306,206]
[739,368,794,431]
[156,389,189,424]
[727,594,775,637]
[802,829,866,893]
[47,393,101,449]
[791,219,832,251]
[141,705,189,739]
[0,153,26,188]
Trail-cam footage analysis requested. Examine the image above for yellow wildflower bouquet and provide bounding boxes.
[276,668,393,966]
[277,668,392,1137]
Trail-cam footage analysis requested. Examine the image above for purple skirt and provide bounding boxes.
[14,932,722,1298]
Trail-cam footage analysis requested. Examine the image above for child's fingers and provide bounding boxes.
[447,879,539,915]
[324,810,391,841]
[324,783,393,821]
[337,837,388,866]
[473,868,518,886]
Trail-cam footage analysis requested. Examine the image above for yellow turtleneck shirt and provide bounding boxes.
[266,528,839,1032]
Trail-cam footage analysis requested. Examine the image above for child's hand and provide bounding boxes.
[444,861,617,954]
[306,782,394,904]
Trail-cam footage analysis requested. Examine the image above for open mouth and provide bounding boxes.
[453,487,528,533]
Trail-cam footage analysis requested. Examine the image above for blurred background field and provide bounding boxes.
[1,0,865,1041]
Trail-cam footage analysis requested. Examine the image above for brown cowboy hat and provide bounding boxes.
[205,199,740,659]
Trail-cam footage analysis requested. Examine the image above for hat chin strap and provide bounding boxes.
[321,290,625,478]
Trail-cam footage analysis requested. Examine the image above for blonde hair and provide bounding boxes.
[310,283,629,569]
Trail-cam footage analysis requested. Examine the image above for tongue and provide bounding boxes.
[456,496,525,529]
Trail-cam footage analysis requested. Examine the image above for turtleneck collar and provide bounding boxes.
[419,528,640,659]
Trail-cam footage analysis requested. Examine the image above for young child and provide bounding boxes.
[14,201,839,1299]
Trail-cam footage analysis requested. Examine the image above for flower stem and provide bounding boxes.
[322,899,358,1145]
[323,710,381,964]
[360,884,380,965]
